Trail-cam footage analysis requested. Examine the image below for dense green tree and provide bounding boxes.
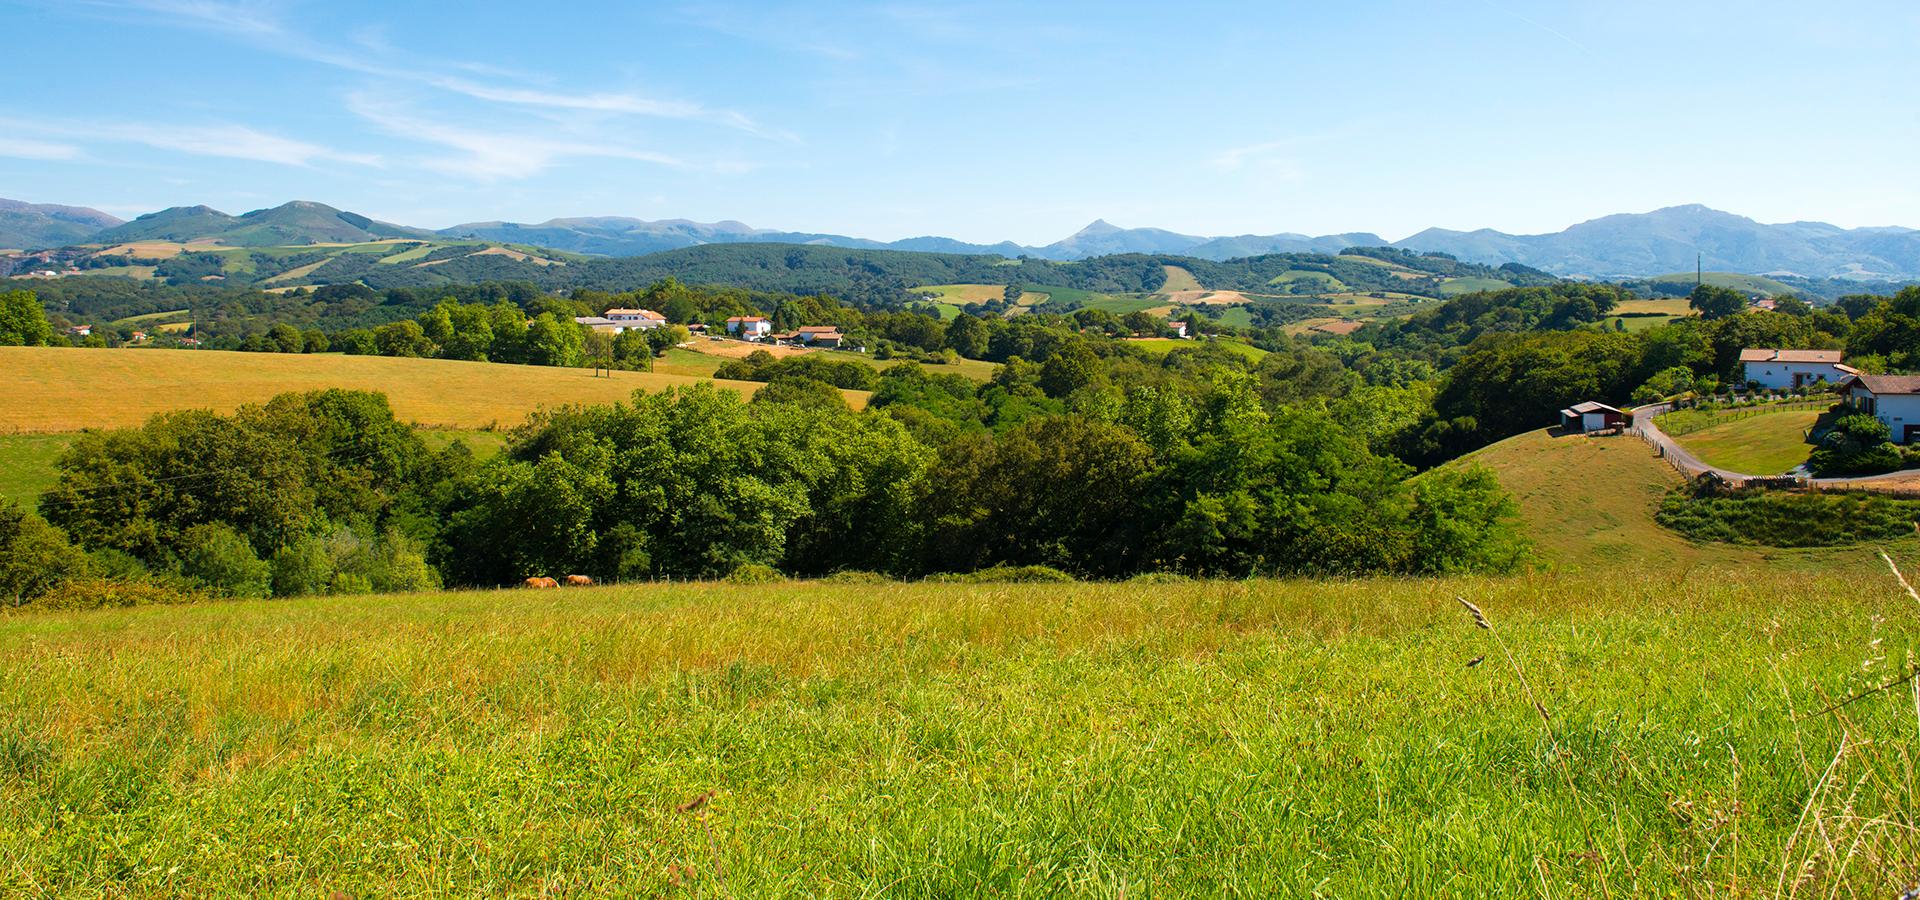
[374,320,436,357]
[0,501,89,605]
[944,314,990,359]
[268,322,304,354]
[178,522,271,598]
[525,313,586,367]
[1689,284,1749,320]
[0,289,55,346]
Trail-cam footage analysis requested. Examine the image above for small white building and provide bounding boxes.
[726,316,772,339]
[1838,374,1920,444]
[572,316,623,334]
[1171,321,1189,339]
[604,308,666,330]
[1559,400,1626,434]
[1740,348,1856,390]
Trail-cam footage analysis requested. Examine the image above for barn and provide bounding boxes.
[1559,401,1626,434]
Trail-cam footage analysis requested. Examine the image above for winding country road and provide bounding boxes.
[1628,402,1920,492]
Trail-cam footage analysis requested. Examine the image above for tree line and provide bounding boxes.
[1,376,1526,605]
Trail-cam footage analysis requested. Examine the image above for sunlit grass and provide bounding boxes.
[1,571,1915,895]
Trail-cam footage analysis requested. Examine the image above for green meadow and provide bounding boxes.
[1,572,1915,895]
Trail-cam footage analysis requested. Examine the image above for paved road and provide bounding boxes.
[1628,402,1920,492]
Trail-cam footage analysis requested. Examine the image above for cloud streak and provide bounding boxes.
[0,137,84,161]
[1,118,379,167]
[86,0,783,138]
[346,94,706,181]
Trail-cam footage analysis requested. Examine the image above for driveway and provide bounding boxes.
[1628,402,1920,493]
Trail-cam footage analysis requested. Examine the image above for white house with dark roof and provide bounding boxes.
[1838,374,1920,444]
[1739,348,1857,390]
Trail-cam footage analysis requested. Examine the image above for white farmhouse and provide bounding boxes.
[726,316,773,339]
[1739,348,1856,390]
[604,308,667,330]
[1838,375,1920,444]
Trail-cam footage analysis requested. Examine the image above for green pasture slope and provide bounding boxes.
[1,572,1915,894]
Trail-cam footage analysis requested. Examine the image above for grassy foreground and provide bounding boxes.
[2,572,1917,896]
[0,346,869,433]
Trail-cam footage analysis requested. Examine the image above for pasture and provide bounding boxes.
[0,346,834,432]
[0,433,68,505]
[1157,264,1203,292]
[1613,298,1696,317]
[1125,337,1268,361]
[911,284,1007,304]
[1670,409,1821,475]
[1453,427,1864,571]
[1438,276,1511,295]
[1265,269,1348,292]
[1,570,1915,895]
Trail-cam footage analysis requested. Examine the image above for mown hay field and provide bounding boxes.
[0,346,868,432]
[1,571,1916,895]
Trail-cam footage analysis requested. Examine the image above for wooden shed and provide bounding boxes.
[1559,401,1625,434]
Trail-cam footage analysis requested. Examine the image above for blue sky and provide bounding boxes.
[1,0,1916,244]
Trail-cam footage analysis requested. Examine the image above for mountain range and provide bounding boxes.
[7,198,1920,281]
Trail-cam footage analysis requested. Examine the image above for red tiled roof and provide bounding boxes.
[1739,348,1842,363]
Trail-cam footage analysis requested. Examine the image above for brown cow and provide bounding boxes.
[564,575,594,586]
[522,576,559,589]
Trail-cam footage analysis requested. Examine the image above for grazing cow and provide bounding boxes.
[522,576,559,589]
[565,575,594,586]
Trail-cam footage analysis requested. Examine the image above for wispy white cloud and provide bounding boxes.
[1209,139,1304,178]
[346,94,708,181]
[0,137,84,161]
[1,117,379,167]
[81,0,783,138]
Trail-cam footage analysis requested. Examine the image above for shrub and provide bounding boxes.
[1126,572,1191,584]
[726,563,785,584]
[925,565,1076,584]
[0,502,90,606]
[819,570,892,584]
[178,523,271,598]
[27,578,204,611]
[271,536,335,597]
[1656,482,1920,547]
[1808,414,1901,477]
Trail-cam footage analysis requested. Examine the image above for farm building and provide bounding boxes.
[604,308,666,329]
[726,316,773,339]
[796,326,842,346]
[1559,401,1626,434]
[572,316,624,334]
[1739,348,1856,390]
[1837,374,1920,443]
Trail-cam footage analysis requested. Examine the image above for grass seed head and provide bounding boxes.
[678,789,715,814]
[1457,597,1492,629]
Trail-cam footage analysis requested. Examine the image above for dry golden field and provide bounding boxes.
[0,346,865,432]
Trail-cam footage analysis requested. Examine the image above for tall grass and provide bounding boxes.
[0,571,1915,895]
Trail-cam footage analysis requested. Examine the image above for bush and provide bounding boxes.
[1656,482,1920,547]
[26,577,204,611]
[924,565,1076,584]
[271,536,334,597]
[0,502,90,606]
[819,570,893,584]
[726,563,785,584]
[178,523,271,598]
[1808,414,1901,477]
[1125,572,1191,584]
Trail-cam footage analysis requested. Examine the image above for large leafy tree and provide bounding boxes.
[0,289,54,346]
[1688,284,1749,320]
